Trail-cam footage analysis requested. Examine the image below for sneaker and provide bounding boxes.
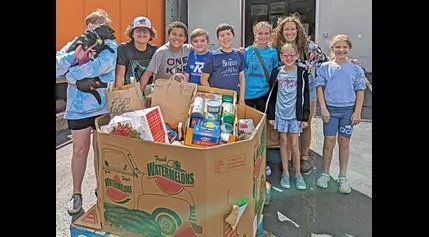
[295,175,307,190]
[280,173,291,189]
[67,193,83,215]
[338,176,352,194]
[266,166,272,176]
[316,173,331,189]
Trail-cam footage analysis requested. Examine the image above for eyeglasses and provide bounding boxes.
[134,28,150,34]
[281,53,297,58]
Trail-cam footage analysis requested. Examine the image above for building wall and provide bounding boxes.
[56,0,165,51]
[188,0,243,50]
[317,0,372,72]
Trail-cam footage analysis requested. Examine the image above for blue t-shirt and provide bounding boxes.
[202,48,245,93]
[244,45,279,99]
[315,61,366,107]
[275,66,298,120]
[185,50,212,85]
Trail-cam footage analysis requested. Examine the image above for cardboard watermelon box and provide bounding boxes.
[95,103,267,237]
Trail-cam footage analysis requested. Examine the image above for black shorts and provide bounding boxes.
[67,115,103,131]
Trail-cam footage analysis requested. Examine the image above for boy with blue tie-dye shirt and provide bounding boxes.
[55,9,118,216]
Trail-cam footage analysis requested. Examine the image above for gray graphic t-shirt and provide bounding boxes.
[117,41,157,84]
[146,42,193,81]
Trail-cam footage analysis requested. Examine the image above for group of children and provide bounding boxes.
[115,15,366,194]
[57,9,366,216]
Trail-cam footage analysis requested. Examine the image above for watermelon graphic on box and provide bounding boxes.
[105,175,132,204]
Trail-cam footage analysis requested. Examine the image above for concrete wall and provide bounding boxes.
[317,0,372,72]
[188,0,242,50]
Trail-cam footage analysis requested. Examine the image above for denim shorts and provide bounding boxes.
[323,106,355,138]
[274,117,302,133]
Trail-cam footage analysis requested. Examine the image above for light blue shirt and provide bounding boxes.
[56,39,118,120]
[315,61,366,107]
[275,66,298,120]
[244,45,279,99]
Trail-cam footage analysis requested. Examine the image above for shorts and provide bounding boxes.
[274,117,302,133]
[67,115,103,131]
[309,73,317,102]
[323,106,354,138]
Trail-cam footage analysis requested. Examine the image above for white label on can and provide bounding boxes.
[192,96,205,116]
[222,102,235,115]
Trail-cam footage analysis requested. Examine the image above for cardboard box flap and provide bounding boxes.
[73,204,102,230]
[151,79,197,125]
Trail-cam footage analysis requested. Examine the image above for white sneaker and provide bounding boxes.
[338,176,352,194]
[316,173,331,188]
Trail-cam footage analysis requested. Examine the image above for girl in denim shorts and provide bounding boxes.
[315,34,366,194]
[266,43,310,190]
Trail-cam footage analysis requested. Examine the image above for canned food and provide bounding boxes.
[207,100,221,113]
[221,123,234,134]
[222,95,233,104]
[191,96,205,118]
[205,112,221,121]
[222,102,235,125]
[220,132,230,144]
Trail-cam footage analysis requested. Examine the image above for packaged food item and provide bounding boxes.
[222,95,233,104]
[207,100,221,113]
[220,132,230,144]
[205,111,221,121]
[191,119,221,147]
[191,96,205,119]
[220,123,234,134]
[221,102,235,125]
[238,119,255,134]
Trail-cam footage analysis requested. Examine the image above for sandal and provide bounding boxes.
[301,154,309,161]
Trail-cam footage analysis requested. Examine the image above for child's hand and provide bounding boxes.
[238,100,245,105]
[350,58,360,65]
[268,120,274,126]
[321,107,330,123]
[351,111,361,126]
[301,121,308,129]
[238,47,245,54]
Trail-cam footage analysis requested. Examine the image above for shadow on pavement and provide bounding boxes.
[263,149,372,237]
[56,129,72,150]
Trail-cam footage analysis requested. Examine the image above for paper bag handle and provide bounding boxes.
[168,73,186,83]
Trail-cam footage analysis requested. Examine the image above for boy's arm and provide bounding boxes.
[140,70,154,92]
[139,51,161,91]
[201,54,214,87]
[56,40,76,78]
[65,40,118,84]
[115,45,127,87]
[200,73,210,87]
[238,53,246,104]
[238,71,245,104]
[184,51,193,82]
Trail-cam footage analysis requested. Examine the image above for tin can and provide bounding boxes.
[191,96,205,118]
[205,112,220,121]
[220,132,230,144]
[207,100,221,113]
[221,123,234,134]
[221,102,235,125]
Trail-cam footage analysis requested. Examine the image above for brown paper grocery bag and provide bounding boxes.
[106,78,145,117]
[267,122,280,148]
[150,77,197,126]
